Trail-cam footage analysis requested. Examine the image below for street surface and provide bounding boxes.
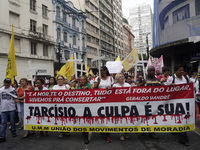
[1,126,200,150]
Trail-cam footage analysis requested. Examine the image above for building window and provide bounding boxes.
[173,4,190,24]
[43,24,48,35]
[57,28,61,40]
[72,17,76,26]
[196,0,200,15]
[43,45,48,56]
[42,5,48,16]
[164,16,169,29]
[64,50,70,60]
[30,19,36,32]
[82,38,85,48]
[82,20,84,28]
[31,42,37,55]
[63,32,67,42]
[63,12,66,22]
[73,34,76,45]
[30,0,36,11]
[56,6,60,17]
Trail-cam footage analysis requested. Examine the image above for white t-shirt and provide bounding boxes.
[0,86,17,112]
[35,87,48,91]
[166,74,189,85]
[113,82,131,88]
[95,76,114,89]
[52,84,69,90]
[190,77,199,94]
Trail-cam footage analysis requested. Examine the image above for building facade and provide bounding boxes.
[99,0,115,64]
[0,0,54,83]
[123,21,135,57]
[151,0,200,73]
[113,0,126,60]
[129,4,153,57]
[72,0,100,70]
[52,0,87,76]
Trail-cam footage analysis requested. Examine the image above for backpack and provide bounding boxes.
[172,75,189,84]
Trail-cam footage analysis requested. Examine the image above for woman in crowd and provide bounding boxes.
[126,75,137,87]
[77,76,91,144]
[70,80,77,90]
[17,78,34,138]
[113,73,131,141]
[48,77,57,90]
[52,75,70,138]
[94,66,114,143]
[35,78,49,138]
[53,75,70,90]
[157,67,170,85]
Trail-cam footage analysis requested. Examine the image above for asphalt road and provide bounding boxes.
[1,126,200,150]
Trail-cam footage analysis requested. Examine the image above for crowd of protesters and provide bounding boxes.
[0,65,199,146]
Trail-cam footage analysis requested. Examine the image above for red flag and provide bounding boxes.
[154,55,164,73]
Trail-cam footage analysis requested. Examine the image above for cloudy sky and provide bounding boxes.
[122,0,154,18]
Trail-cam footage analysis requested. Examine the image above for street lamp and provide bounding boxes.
[145,33,150,59]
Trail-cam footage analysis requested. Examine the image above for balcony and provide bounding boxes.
[63,21,70,28]
[72,25,79,32]
[56,16,62,23]
[63,41,69,47]
[82,47,87,52]
[73,45,78,49]
[81,28,86,33]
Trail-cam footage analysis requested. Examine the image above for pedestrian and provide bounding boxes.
[12,80,20,126]
[126,75,137,87]
[190,72,200,113]
[113,73,131,141]
[48,77,57,90]
[157,67,170,85]
[35,78,49,138]
[53,75,70,138]
[17,78,34,138]
[166,65,190,146]
[77,76,91,144]
[0,78,17,143]
[94,66,114,143]
[143,66,161,139]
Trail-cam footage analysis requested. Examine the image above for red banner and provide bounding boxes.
[24,83,195,132]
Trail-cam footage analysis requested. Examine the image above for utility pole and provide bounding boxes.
[146,34,149,59]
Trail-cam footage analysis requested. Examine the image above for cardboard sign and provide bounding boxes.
[106,61,123,74]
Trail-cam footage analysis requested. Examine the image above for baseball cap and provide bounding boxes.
[4,78,11,83]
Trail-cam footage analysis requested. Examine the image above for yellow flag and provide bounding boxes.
[115,56,121,62]
[6,25,17,84]
[57,54,75,81]
[89,69,94,76]
[85,61,90,76]
[122,48,139,71]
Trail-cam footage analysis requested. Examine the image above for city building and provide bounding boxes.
[99,0,115,65]
[129,3,153,58]
[113,0,126,60]
[52,0,87,76]
[151,0,200,73]
[123,19,135,57]
[72,0,100,71]
[73,0,127,70]
[0,0,54,83]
